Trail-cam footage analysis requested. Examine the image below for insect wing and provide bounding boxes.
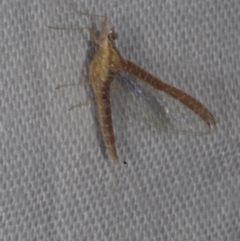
[111,72,215,135]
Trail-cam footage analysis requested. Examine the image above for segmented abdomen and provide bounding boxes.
[93,79,118,163]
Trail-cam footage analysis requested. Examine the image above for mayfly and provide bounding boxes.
[48,5,216,163]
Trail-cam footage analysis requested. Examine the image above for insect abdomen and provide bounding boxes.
[94,80,118,163]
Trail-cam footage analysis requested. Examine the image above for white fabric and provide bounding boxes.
[1,0,239,240]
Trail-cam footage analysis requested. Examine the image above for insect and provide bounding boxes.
[49,5,216,163]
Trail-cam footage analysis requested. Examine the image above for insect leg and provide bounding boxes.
[86,16,108,44]
[56,82,90,90]
[68,100,95,111]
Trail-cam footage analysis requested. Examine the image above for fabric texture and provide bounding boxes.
[1,0,239,240]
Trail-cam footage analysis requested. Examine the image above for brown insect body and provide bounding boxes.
[88,17,123,163]
[49,12,216,163]
[88,16,216,163]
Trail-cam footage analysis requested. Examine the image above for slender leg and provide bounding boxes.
[56,82,90,90]
[70,3,107,39]
[68,100,94,111]
[87,16,108,44]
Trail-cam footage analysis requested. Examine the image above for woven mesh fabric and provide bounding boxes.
[1,0,239,240]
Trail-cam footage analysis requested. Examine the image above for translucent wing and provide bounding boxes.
[110,61,216,135]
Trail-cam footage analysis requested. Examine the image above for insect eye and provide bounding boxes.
[108,29,118,41]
